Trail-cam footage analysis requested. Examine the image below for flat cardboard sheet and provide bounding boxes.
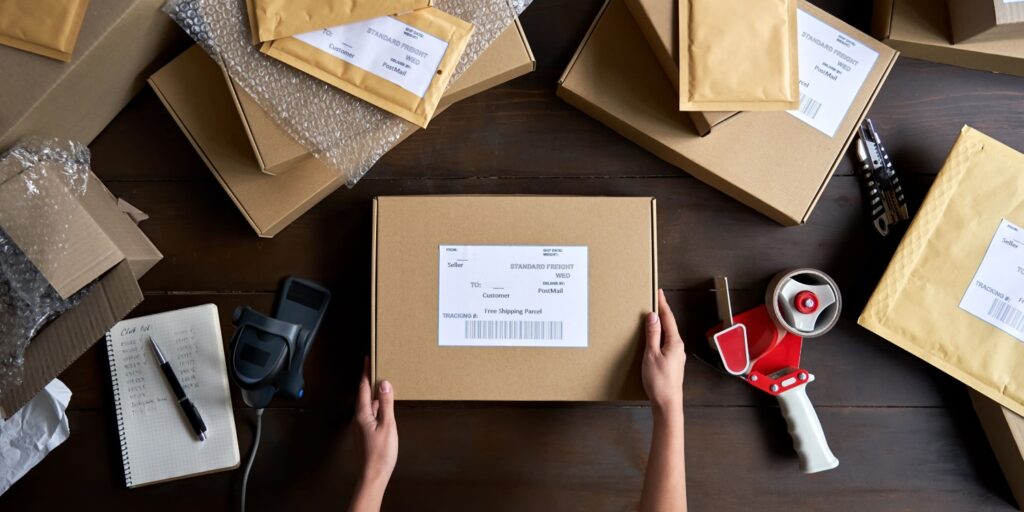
[859,126,1024,418]
[372,196,656,401]
[678,0,799,111]
[0,262,142,419]
[0,0,90,61]
[246,0,432,43]
[874,0,1024,77]
[558,0,896,225]
[150,20,534,236]
[261,7,474,128]
[0,0,187,150]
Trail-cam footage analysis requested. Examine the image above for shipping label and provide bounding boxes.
[789,9,880,137]
[960,219,1024,343]
[437,245,589,347]
[294,15,448,98]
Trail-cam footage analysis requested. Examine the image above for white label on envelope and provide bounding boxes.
[960,219,1024,343]
[294,15,448,98]
[1005,0,1024,4]
[788,9,880,137]
[438,245,588,347]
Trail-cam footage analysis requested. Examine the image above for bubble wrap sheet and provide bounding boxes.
[0,139,92,395]
[164,0,533,186]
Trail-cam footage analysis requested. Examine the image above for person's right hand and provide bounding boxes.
[642,289,686,413]
[351,358,398,512]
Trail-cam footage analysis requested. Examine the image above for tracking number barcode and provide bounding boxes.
[798,93,823,119]
[988,298,1024,332]
[464,320,564,340]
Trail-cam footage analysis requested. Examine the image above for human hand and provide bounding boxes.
[642,289,686,414]
[351,358,398,511]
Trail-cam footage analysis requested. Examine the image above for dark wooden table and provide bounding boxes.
[5,0,1024,510]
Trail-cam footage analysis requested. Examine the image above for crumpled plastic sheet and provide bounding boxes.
[164,0,534,187]
[0,139,92,395]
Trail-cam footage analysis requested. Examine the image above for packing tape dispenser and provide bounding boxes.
[706,268,841,474]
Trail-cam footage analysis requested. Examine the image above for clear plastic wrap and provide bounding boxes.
[0,138,92,394]
[164,0,533,186]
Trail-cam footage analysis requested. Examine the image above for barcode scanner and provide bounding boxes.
[228,277,331,409]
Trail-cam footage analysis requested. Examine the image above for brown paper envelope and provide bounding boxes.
[679,0,799,111]
[245,0,432,43]
[260,7,473,128]
[859,126,1024,417]
[0,0,90,62]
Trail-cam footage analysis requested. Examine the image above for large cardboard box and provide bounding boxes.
[149,21,535,236]
[948,0,1024,43]
[0,169,161,418]
[971,390,1024,511]
[0,0,188,150]
[371,196,656,401]
[874,0,1024,77]
[559,0,897,226]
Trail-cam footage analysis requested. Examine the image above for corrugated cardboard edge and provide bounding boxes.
[650,198,658,314]
[0,261,143,419]
[858,126,1024,418]
[971,389,1024,510]
[371,197,380,390]
[873,0,1024,77]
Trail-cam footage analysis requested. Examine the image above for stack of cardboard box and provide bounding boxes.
[150,20,536,237]
[557,0,897,226]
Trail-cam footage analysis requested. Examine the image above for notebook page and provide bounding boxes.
[107,304,239,487]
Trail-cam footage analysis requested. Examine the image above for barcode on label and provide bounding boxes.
[464,320,564,340]
[798,93,823,119]
[988,298,1024,332]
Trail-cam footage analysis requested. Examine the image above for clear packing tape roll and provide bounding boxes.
[164,0,534,186]
[0,138,92,395]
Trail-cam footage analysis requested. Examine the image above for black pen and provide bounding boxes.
[149,337,208,441]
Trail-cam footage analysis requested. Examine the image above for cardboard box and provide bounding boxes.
[874,0,1024,77]
[150,21,534,237]
[0,0,188,150]
[624,0,738,135]
[371,196,656,401]
[0,169,161,418]
[971,390,1024,511]
[226,19,534,176]
[559,0,897,226]
[948,0,1024,43]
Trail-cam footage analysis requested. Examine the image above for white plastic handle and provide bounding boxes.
[776,380,839,474]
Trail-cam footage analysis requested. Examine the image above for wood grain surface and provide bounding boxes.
[4,0,1024,510]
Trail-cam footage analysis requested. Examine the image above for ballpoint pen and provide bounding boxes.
[150,337,208,441]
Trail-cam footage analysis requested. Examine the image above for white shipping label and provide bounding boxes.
[1006,0,1024,4]
[788,9,880,137]
[959,219,1024,343]
[293,15,449,98]
[438,245,589,347]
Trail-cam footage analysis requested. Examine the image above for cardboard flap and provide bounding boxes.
[78,170,162,279]
[0,167,123,299]
[0,260,143,419]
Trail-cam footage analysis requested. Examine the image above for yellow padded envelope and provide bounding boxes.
[859,126,1024,417]
[0,0,90,61]
[246,0,432,43]
[678,0,799,111]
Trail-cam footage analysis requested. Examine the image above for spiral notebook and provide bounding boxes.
[106,304,240,488]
